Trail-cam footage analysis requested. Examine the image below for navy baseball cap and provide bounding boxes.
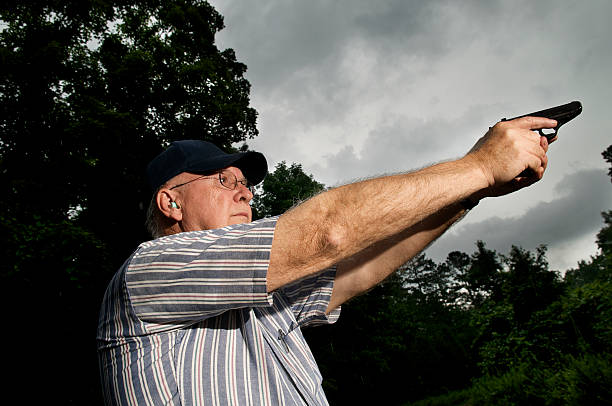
[146,140,268,191]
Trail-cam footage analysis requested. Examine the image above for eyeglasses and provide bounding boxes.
[169,169,254,193]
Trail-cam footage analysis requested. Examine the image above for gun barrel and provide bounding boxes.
[502,100,582,141]
[525,101,582,126]
[506,101,582,126]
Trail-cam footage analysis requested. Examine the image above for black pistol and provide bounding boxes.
[501,100,582,142]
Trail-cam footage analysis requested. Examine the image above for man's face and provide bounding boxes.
[170,166,253,231]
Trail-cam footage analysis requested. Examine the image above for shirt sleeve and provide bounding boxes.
[125,217,277,324]
[277,267,341,328]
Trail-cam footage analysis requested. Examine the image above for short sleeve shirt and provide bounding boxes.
[97,217,340,405]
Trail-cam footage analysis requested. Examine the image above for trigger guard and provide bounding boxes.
[539,128,558,141]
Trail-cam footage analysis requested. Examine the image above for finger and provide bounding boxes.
[528,155,543,173]
[540,136,549,152]
[512,116,557,130]
[517,156,545,183]
[526,145,546,171]
[520,129,543,147]
[522,132,547,157]
[536,156,547,178]
[541,152,548,172]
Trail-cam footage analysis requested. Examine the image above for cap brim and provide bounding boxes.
[187,151,268,186]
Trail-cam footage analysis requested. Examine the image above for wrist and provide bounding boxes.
[460,153,494,191]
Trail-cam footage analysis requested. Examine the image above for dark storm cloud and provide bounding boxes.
[211,0,612,269]
[215,0,568,95]
[424,169,612,267]
[216,1,351,90]
[311,103,500,185]
[216,0,490,97]
[215,0,612,159]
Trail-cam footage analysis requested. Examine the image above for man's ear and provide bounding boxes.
[157,189,183,222]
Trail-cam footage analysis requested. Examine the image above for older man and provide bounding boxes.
[98,116,556,405]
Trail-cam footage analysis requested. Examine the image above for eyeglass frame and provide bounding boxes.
[168,169,255,194]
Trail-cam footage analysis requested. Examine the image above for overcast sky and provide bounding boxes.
[209,0,611,271]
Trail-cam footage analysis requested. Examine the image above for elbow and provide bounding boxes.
[304,222,346,268]
[325,222,348,254]
[284,196,354,270]
[301,210,350,268]
[319,202,354,260]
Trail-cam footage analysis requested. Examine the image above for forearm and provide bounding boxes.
[328,201,467,311]
[267,156,487,291]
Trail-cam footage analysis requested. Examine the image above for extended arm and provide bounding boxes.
[267,117,556,304]
[328,199,467,311]
[326,129,554,311]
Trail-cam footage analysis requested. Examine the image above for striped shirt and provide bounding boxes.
[97,217,341,405]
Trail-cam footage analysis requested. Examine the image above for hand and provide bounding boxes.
[466,116,557,198]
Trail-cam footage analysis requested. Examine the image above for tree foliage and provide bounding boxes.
[0,0,259,288]
[603,144,612,181]
[307,148,611,405]
[0,0,257,258]
[1,1,258,402]
[252,161,325,219]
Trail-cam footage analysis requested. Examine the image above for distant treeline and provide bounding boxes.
[265,156,612,406]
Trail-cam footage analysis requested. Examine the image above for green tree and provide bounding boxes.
[305,254,477,405]
[503,245,562,325]
[564,145,612,287]
[565,211,612,288]
[403,254,448,300]
[252,161,325,218]
[0,0,258,257]
[603,144,612,180]
[596,210,612,268]
[436,241,506,311]
[471,245,563,374]
[0,1,258,402]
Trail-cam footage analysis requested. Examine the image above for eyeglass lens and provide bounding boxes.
[219,170,254,193]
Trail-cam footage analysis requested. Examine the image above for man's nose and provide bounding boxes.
[235,183,253,202]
